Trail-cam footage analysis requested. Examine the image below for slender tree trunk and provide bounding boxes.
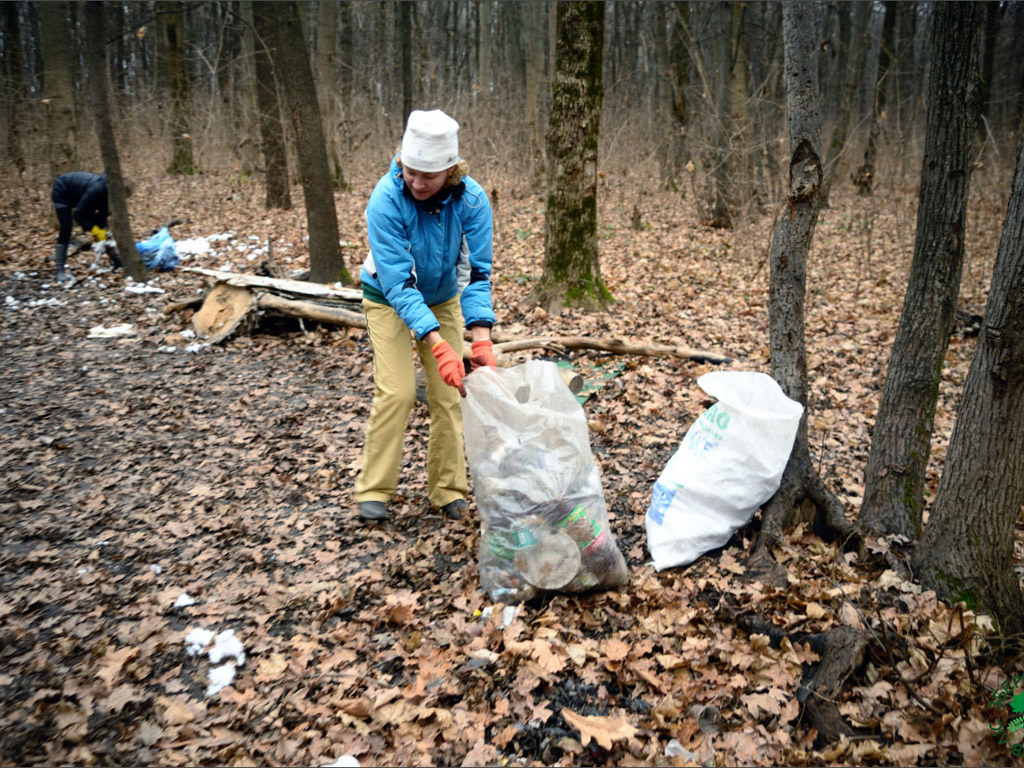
[859,3,982,539]
[478,0,492,105]
[252,2,291,211]
[237,0,260,176]
[913,132,1024,636]
[533,1,608,314]
[260,1,350,285]
[853,2,895,196]
[709,1,734,228]
[2,2,26,173]
[523,0,545,187]
[84,1,145,283]
[159,0,195,174]
[317,0,345,189]
[38,0,77,174]
[748,0,855,585]
[400,0,413,126]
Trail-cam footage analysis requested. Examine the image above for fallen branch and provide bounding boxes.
[490,336,732,364]
[256,293,366,329]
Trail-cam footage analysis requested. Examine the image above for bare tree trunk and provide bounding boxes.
[523,0,545,187]
[533,1,608,314]
[2,2,26,174]
[400,0,413,125]
[236,0,260,176]
[316,0,345,190]
[747,0,855,586]
[913,131,1024,637]
[260,0,350,286]
[477,0,492,106]
[852,1,895,196]
[859,3,982,539]
[252,2,291,211]
[38,0,77,174]
[159,0,195,175]
[84,1,145,283]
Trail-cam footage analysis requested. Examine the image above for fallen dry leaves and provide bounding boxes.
[0,161,1020,767]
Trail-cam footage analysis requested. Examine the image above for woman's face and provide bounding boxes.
[403,166,452,201]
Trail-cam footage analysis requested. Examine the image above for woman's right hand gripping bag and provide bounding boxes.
[645,371,803,571]
[463,360,629,604]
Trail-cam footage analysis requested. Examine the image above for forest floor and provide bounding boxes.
[0,164,1020,767]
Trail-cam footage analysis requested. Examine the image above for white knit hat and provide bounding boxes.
[401,110,460,173]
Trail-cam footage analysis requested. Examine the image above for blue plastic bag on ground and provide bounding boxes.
[136,227,180,272]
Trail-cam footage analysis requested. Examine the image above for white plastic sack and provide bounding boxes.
[463,360,629,603]
[645,371,803,571]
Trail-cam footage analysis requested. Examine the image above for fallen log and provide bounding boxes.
[256,293,366,328]
[184,275,733,366]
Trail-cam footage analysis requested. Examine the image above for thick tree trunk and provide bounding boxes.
[84,1,145,283]
[252,2,291,211]
[261,1,350,286]
[38,1,77,174]
[159,1,195,175]
[747,0,855,586]
[913,133,1024,637]
[534,1,608,314]
[859,3,982,539]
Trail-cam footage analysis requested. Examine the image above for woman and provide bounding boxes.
[355,109,497,523]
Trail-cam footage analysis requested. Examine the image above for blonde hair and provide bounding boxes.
[395,152,468,188]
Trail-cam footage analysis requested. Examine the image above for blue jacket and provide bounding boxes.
[361,159,495,340]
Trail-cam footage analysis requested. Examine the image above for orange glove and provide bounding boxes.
[431,340,466,397]
[469,339,497,371]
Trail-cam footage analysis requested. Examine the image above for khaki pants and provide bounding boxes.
[354,295,467,508]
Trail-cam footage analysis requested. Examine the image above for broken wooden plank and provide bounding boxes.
[181,266,363,303]
[192,283,258,343]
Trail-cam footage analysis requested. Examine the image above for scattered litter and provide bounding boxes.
[149,564,163,574]
[174,593,197,608]
[125,283,165,295]
[206,662,237,697]
[77,566,91,576]
[5,296,17,307]
[183,627,246,697]
[322,757,361,768]
[181,328,196,340]
[185,628,214,655]
[185,342,205,354]
[88,323,136,339]
[158,346,177,353]
[665,739,698,760]
[208,629,245,665]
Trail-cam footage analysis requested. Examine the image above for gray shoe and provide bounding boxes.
[55,268,74,285]
[440,499,467,520]
[358,501,389,522]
